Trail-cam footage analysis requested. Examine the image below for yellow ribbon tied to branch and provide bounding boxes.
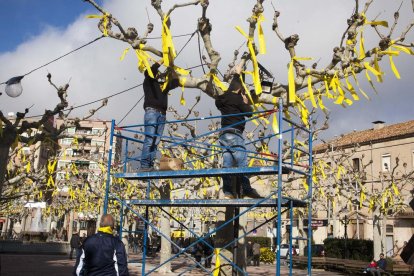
[162,16,177,67]
[235,26,262,95]
[361,13,389,28]
[86,13,110,36]
[306,69,317,108]
[253,13,266,54]
[288,57,312,103]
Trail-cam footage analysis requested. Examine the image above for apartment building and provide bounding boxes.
[53,118,121,238]
[310,120,414,257]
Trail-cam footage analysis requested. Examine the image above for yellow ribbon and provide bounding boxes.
[361,13,389,27]
[306,69,317,108]
[359,29,366,60]
[98,226,113,234]
[180,77,187,106]
[207,73,228,92]
[161,16,176,67]
[253,13,266,54]
[288,57,312,103]
[235,26,262,95]
[239,75,260,126]
[120,47,130,61]
[213,248,221,276]
[135,45,155,78]
[392,182,400,196]
[86,13,110,36]
[344,72,359,101]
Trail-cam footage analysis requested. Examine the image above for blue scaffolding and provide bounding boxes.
[104,99,313,275]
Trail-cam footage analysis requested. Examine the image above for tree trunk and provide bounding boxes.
[373,213,383,258]
[159,185,172,274]
[0,145,11,198]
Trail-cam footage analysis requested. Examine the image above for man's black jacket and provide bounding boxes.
[73,231,129,276]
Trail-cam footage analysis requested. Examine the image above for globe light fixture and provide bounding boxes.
[5,76,24,98]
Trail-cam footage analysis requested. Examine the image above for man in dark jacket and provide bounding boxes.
[70,232,81,260]
[140,61,179,171]
[215,58,262,199]
[73,214,129,276]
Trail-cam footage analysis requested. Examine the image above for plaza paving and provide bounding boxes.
[0,253,345,275]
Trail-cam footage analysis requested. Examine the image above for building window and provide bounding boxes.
[352,158,360,172]
[91,128,105,135]
[386,224,393,234]
[91,140,105,147]
[57,160,71,169]
[381,154,391,172]
[89,162,99,170]
[61,138,73,145]
[66,127,76,134]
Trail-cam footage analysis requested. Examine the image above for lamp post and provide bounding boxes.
[4,76,24,97]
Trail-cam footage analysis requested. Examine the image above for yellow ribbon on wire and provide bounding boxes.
[213,248,221,276]
[161,15,176,67]
[86,13,110,36]
[288,57,312,103]
[235,26,262,95]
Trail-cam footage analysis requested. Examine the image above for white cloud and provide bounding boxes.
[0,0,413,139]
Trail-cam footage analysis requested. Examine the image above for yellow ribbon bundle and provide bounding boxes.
[86,13,110,36]
[288,57,312,103]
[162,16,177,67]
[213,248,221,276]
[235,26,262,95]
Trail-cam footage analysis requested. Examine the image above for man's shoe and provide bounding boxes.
[243,189,263,199]
[224,192,236,199]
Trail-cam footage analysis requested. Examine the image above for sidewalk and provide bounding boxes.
[0,253,345,275]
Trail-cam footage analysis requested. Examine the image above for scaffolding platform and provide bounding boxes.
[114,165,300,180]
[118,197,307,207]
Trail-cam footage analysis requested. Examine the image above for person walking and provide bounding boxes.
[252,242,261,267]
[215,58,262,199]
[73,214,129,276]
[246,241,253,266]
[69,232,81,260]
[140,60,179,171]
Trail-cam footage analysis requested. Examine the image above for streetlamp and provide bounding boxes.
[340,207,350,259]
[4,76,24,97]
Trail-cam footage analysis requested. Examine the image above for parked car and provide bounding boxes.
[278,244,299,258]
[304,244,325,257]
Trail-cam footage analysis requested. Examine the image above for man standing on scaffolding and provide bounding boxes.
[140,60,179,171]
[215,57,262,199]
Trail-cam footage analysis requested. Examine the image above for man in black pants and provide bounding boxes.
[215,58,262,199]
[140,61,179,171]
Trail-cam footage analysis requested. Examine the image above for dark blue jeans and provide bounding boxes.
[219,131,253,194]
[141,109,166,169]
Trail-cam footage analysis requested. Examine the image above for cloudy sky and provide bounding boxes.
[0,0,413,141]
